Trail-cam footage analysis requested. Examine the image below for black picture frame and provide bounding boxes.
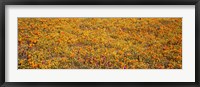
[0,0,199,87]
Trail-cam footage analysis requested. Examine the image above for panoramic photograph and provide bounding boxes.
[18,18,182,69]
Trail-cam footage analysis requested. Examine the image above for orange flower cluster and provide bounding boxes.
[18,18,182,69]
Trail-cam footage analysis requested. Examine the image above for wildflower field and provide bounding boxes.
[18,18,182,69]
